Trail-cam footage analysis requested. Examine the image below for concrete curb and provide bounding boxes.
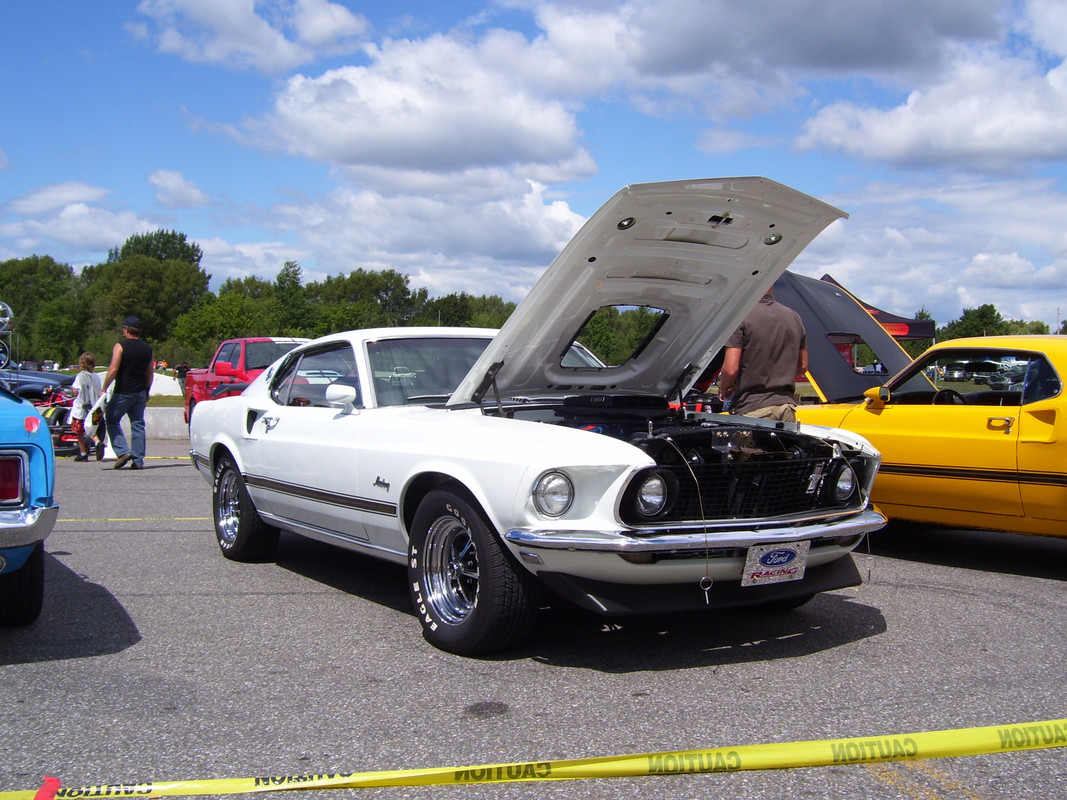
[144,408,189,440]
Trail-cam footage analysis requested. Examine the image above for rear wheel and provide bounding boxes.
[0,542,45,626]
[408,488,536,655]
[212,455,279,561]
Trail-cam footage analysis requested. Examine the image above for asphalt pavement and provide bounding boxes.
[0,442,1064,799]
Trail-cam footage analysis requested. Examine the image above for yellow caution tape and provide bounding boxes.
[5,718,1065,798]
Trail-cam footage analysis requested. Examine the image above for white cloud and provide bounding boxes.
[134,0,367,73]
[236,179,584,301]
[149,169,211,208]
[798,48,1067,171]
[5,182,111,215]
[250,35,591,178]
[0,203,152,257]
[794,177,1067,328]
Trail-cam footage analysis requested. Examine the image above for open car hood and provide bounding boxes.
[450,177,846,405]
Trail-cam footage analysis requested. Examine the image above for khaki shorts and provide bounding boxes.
[733,403,797,423]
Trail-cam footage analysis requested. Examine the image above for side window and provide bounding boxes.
[1021,356,1061,404]
[217,342,238,368]
[271,344,358,408]
[890,350,1049,406]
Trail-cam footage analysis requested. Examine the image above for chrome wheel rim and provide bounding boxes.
[422,515,479,624]
[216,469,240,547]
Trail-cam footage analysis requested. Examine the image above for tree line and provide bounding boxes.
[0,230,517,368]
[1,229,1062,370]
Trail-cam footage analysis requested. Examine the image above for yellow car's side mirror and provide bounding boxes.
[864,386,890,406]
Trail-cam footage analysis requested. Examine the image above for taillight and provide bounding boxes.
[0,455,23,504]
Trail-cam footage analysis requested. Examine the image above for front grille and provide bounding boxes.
[621,457,835,524]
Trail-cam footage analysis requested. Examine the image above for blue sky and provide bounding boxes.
[3,0,1066,330]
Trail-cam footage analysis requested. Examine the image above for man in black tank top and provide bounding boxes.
[101,316,155,469]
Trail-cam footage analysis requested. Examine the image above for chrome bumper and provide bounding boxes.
[0,504,60,549]
[504,507,886,553]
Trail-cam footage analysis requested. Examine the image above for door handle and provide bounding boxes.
[987,416,1015,433]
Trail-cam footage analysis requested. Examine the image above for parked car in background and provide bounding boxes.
[184,337,309,424]
[968,360,1004,385]
[797,336,1065,538]
[988,362,1026,391]
[0,368,74,404]
[942,362,970,381]
[0,384,59,625]
[190,177,886,655]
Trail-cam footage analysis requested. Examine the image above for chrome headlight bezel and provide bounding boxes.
[831,461,858,505]
[624,468,679,521]
[532,470,574,518]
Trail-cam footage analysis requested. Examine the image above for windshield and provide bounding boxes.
[367,337,492,406]
[246,341,305,371]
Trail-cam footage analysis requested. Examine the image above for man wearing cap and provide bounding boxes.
[101,316,154,470]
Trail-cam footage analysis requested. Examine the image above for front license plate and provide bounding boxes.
[741,541,810,587]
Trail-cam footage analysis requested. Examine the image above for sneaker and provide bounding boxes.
[114,453,132,470]
[73,454,88,462]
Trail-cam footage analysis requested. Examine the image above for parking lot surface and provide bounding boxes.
[1,440,1064,799]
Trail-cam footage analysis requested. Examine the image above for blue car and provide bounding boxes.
[0,383,59,625]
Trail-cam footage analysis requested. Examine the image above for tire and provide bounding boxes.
[0,542,45,626]
[408,488,537,656]
[212,454,279,562]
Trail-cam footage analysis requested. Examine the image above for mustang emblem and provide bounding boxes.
[374,476,391,492]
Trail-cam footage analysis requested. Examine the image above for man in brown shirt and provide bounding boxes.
[717,288,807,422]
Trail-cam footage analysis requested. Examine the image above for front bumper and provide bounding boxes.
[502,507,883,608]
[504,507,885,554]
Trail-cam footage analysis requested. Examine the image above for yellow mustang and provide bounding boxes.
[797,335,1065,538]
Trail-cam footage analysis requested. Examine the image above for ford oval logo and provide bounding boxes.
[758,549,797,567]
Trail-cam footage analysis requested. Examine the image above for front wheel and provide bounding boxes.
[213,455,279,562]
[408,488,536,655]
[0,542,44,626]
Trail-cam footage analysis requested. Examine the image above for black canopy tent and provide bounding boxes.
[772,272,914,403]
[819,274,935,341]
[691,272,925,404]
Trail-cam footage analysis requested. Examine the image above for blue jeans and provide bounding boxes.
[106,391,148,466]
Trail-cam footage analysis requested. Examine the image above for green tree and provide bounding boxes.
[1004,319,1050,335]
[0,255,77,359]
[271,261,316,335]
[307,268,428,330]
[81,254,210,346]
[115,229,203,265]
[937,304,1008,341]
[169,293,270,365]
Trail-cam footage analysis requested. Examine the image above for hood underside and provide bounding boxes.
[449,177,846,406]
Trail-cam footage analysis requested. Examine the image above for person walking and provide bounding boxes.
[101,316,154,470]
[717,287,807,423]
[70,352,103,462]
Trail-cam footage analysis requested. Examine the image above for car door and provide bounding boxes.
[1015,354,1066,523]
[839,350,1025,518]
[250,342,373,543]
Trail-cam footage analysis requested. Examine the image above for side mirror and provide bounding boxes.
[863,386,890,406]
[215,361,235,377]
[325,382,360,413]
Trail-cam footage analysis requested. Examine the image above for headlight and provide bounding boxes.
[626,469,678,521]
[532,471,573,517]
[636,473,668,517]
[832,463,857,504]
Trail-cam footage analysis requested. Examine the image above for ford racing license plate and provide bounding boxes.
[741,541,810,587]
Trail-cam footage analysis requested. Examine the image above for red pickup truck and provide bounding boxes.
[184,337,308,424]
